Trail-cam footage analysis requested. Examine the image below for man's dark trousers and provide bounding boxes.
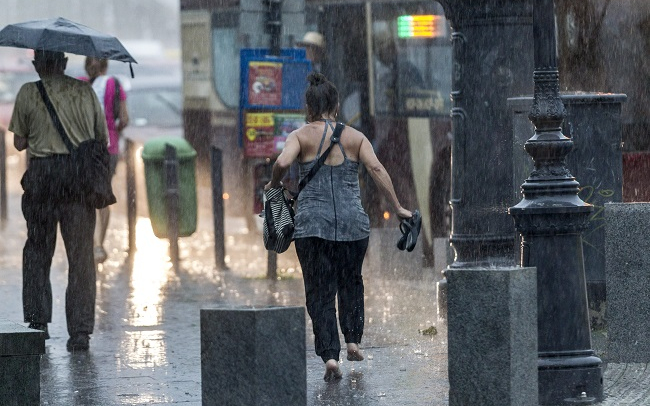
[21,157,96,338]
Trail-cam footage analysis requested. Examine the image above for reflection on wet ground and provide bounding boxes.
[0,153,448,405]
[5,143,650,404]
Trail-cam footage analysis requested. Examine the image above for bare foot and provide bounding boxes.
[323,359,342,382]
[346,343,364,361]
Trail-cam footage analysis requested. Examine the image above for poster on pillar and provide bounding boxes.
[243,112,305,158]
[239,48,311,158]
[248,62,283,106]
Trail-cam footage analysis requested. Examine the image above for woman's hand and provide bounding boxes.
[264,181,282,192]
[396,207,412,220]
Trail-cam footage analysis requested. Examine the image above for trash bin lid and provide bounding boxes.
[141,136,197,161]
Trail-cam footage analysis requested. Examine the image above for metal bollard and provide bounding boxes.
[125,139,137,254]
[262,163,278,279]
[0,129,7,223]
[164,144,180,271]
[211,147,227,270]
[267,250,277,279]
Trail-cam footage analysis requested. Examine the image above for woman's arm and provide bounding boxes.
[265,131,301,190]
[359,136,412,219]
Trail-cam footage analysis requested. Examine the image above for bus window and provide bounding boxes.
[371,1,451,117]
[212,28,240,108]
[212,12,239,108]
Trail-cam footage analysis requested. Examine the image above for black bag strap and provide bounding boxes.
[35,80,75,153]
[292,122,344,198]
[112,76,121,122]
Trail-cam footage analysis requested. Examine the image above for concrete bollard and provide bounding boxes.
[0,319,45,405]
[447,267,538,406]
[200,306,306,405]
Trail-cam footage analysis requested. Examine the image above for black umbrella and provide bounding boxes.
[0,17,136,75]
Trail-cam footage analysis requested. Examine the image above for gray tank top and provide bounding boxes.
[293,120,370,241]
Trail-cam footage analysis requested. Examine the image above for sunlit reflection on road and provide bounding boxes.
[118,217,172,370]
[118,330,167,370]
[129,218,171,327]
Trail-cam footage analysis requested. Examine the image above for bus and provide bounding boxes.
[180,0,454,264]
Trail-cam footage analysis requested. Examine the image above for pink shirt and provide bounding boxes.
[79,75,126,155]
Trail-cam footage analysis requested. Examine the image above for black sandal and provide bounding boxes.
[397,210,422,252]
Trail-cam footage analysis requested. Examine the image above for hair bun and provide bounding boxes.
[307,72,326,86]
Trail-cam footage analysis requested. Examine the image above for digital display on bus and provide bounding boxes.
[397,15,446,38]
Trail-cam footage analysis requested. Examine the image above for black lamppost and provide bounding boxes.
[509,0,603,403]
[435,0,534,321]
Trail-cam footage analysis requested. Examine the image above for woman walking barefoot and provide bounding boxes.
[265,72,413,381]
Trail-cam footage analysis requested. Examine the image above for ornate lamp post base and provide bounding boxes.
[539,359,602,405]
[511,205,603,404]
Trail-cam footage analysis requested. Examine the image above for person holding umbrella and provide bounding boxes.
[10,49,109,352]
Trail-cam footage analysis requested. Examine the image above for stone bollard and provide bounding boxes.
[0,319,45,405]
[447,267,537,406]
[605,203,650,362]
[200,306,306,406]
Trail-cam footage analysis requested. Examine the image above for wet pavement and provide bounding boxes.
[0,150,448,405]
[1,146,650,405]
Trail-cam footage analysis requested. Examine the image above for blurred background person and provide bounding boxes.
[297,31,326,72]
[373,31,424,115]
[81,57,129,263]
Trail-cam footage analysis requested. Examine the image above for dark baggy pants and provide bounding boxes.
[295,237,369,363]
[21,157,96,337]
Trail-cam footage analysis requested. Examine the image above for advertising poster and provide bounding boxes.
[244,112,305,158]
[248,61,283,106]
[244,112,275,157]
[273,113,306,151]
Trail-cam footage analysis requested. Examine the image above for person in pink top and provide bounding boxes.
[82,57,129,263]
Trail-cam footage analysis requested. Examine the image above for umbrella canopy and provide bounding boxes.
[0,17,136,64]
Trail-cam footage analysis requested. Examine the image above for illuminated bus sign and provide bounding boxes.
[397,15,446,38]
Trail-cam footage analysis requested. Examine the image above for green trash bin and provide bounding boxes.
[141,137,197,239]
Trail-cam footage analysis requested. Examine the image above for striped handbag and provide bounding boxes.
[262,187,296,253]
[262,122,344,253]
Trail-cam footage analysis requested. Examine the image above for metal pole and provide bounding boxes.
[263,161,277,279]
[126,139,137,254]
[509,0,603,403]
[211,146,227,270]
[267,250,277,279]
[0,129,7,223]
[164,144,180,271]
[265,0,282,56]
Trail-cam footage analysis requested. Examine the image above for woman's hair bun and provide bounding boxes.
[307,72,326,86]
